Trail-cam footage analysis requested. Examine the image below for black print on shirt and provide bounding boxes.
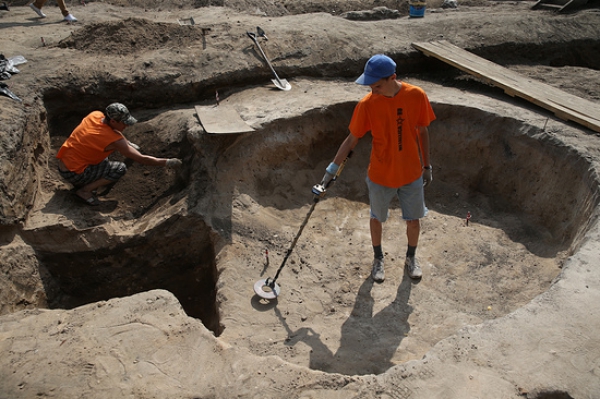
[396,108,404,151]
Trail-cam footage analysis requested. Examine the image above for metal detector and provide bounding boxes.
[246,27,292,91]
[253,153,352,300]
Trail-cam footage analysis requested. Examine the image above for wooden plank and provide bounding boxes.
[195,105,255,134]
[532,0,589,12]
[412,40,600,133]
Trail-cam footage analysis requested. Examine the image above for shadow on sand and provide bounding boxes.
[274,273,415,375]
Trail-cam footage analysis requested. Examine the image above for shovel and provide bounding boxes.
[247,27,291,91]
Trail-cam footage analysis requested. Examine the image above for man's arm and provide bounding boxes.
[109,138,169,167]
[332,133,359,166]
[419,126,433,187]
[418,126,431,167]
[318,133,359,189]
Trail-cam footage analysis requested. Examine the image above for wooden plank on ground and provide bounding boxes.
[412,40,600,133]
[195,105,255,134]
[532,0,589,12]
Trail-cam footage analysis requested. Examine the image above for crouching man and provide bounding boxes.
[56,102,182,206]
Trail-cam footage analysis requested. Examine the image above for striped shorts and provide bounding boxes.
[58,159,127,188]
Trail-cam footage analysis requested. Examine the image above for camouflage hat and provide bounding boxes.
[105,103,137,125]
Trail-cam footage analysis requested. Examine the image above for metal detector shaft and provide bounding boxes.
[270,198,318,284]
[267,152,352,287]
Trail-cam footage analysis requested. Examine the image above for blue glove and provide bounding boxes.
[321,162,339,188]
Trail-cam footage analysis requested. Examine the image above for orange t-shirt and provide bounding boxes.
[56,111,123,174]
[348,81,435,188]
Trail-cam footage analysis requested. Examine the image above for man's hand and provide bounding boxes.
[423,166,433,187]
[166,158,182,168]
[321,162,339,188]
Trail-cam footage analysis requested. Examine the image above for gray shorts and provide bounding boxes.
[58,159,126,188]
[367,175,428,222]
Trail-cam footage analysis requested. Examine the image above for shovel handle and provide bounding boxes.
[247,30,290,91]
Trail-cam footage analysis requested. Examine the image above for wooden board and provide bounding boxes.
[195,105,255,134]
[532,0,588,12]
[412,40,600,133]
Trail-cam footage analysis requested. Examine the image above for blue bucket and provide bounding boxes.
[409,2,426,17]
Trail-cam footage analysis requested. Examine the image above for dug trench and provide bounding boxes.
[211,98,598,375]
[11,30,600,375]
[18,85,598,376]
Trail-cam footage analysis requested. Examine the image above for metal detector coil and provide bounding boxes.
[254,278,281,300]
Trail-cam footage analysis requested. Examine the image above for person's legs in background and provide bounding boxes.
[55,0,77,20]
[29,0,47,18]
[29,0,77,21]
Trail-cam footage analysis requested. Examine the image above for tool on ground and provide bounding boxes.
[177,17,195,26]
[253,152,352,300]
[246,27,291,91]
[256,26,268,41]
[195,105,255,134]
[0,82,21,102]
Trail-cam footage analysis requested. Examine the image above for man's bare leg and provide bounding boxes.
[406,219,420,247]
[370,217,383,246]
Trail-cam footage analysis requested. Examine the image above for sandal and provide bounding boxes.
[73,192,100,206]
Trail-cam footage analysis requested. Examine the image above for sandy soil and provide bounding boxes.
[1,0,600,397]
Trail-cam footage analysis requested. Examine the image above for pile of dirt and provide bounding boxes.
[58,18,208,54]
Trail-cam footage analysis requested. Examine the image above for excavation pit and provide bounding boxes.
[198,84,597,376]
[35,106,223,334]
[2,1,600,396]
[27,79,599,376]
[35,214,221,334]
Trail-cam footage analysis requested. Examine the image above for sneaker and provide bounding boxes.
[29,3,46,18]
[64,13,77,22]
[371,257,385,283]
[405,256,422,279]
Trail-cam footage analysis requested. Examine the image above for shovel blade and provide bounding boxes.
[272,78,292,91]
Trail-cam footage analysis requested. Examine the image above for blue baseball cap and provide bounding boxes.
[355,54,397,85]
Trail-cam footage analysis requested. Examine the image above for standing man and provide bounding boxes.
[57,102,182,206]
[318,54,435,283]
